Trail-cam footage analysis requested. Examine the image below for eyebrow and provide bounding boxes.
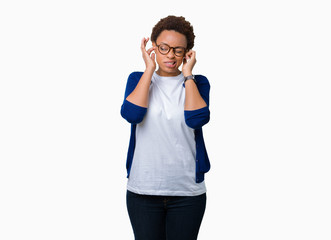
[160,42,186,49]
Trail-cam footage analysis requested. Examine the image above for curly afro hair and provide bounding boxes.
[151,15,195,50]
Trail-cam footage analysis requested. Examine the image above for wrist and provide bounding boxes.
[184,75,197,84]
[145,66,155,74]
[183,71,192,77]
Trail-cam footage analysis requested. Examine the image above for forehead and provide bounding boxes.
[156,30,187,48]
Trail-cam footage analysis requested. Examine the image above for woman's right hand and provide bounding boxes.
[141,37,156,71]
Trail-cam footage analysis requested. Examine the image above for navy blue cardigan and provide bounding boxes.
[120,72,211,183]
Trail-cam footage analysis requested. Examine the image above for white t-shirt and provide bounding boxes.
[127,72,206,196]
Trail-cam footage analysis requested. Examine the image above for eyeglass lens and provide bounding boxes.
[158,44,185,57]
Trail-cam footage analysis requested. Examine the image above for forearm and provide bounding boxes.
[126,68,154,108]
[184,79,207,110]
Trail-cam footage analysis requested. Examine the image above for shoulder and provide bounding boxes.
[125,71,144,88]
[128,71,144,80]
[195,74,210,87]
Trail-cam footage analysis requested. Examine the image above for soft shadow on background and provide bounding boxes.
[1,0,330,239]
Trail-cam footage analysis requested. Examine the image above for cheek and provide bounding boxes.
[155,53,163,64]
[177,57,184,65]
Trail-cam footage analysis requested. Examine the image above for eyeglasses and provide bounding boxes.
[156,43,186,57]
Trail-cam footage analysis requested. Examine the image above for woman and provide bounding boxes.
[120,15,211,240]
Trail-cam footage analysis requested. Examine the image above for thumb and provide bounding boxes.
[183,57,187,65]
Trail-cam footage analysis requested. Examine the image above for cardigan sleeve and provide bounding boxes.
[184,75,211,129]
[120,72,147,124]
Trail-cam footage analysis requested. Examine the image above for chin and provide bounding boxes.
[157,66,180,76]
[166,69,181,75]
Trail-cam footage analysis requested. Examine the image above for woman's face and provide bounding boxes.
[152,30,187,77]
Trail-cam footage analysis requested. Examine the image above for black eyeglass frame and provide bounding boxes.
[155,43,187,57]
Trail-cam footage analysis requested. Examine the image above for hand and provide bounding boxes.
[141,37,156,71]
[182,50,196,76]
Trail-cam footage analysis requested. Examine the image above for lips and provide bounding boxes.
[164,61,176,68]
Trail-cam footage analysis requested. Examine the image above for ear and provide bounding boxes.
[152,42,156,47]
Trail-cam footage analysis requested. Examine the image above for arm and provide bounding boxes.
[126,68,153,108]
[120,72,147,124]
[182,50,210,129]
[184,79,207,110]
[125,37,156,108]
[182,50,207,110]
[120,37,157,124]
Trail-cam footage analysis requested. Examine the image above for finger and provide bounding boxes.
[191,50,197,62]
[146,46,155,55]
[144,37,150,48]
[185,50,192,58]
[141,37,149,49]
[185,51,192,60]
[141,38,146,50]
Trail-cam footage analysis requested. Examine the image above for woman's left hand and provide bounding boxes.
[182,50,197,76]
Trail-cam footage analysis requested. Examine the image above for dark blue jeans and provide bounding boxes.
[126,190,206,240]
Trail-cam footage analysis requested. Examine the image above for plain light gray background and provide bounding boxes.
[1,0,330,239]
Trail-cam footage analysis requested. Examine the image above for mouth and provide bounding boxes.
[164,61,177,68]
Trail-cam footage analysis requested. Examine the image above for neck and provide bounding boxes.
[156,68,181,77]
